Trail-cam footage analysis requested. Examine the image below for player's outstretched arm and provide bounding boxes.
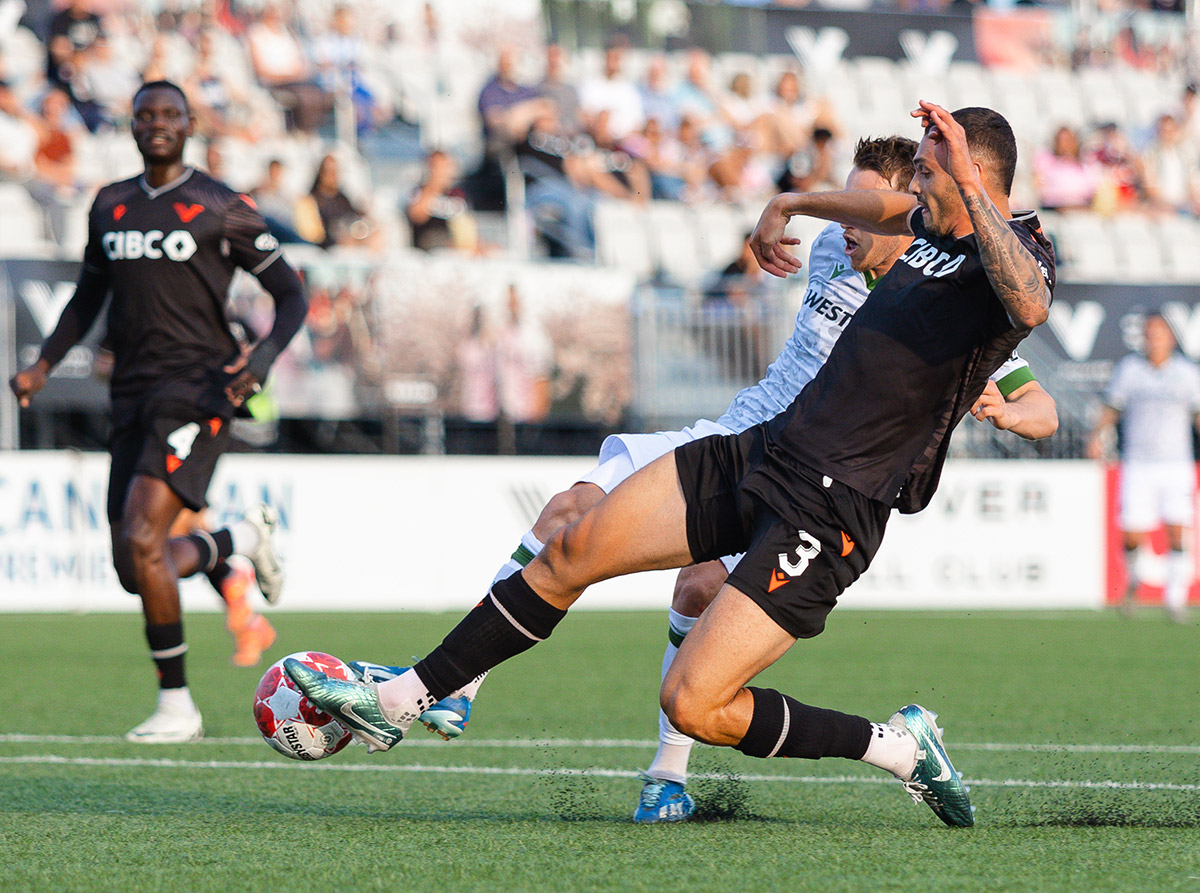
[751,189,917,278]
[913,101,1050,330]
[971,380,1058,440]
[9,267,109,407]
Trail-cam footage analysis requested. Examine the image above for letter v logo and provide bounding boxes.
[1046,301,1105,361]
[1160,301,1200,361]
[20,280,78,336]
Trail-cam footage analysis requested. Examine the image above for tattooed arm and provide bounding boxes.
[912,101,1051,329]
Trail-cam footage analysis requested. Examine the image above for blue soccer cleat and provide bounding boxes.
[891,704,975,828]
[283,658,407,752]
[348,661,470,740]
[633,774,695,824]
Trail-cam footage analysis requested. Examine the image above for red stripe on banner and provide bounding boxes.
[1104,462,1200,605]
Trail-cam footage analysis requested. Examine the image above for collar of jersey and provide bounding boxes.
[863,270,880,290]
[139,166,195,199]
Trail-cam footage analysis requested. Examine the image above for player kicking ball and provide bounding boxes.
[289,104,1055,829]
[343,135,1058,823]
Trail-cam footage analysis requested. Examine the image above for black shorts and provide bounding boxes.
[108,397,233,523]
[674,428,889,639]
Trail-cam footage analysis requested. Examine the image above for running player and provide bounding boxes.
[350,135,1057,823]
[292,104,1053,829]
[10,81,307,742]
[1087,312,1200,623]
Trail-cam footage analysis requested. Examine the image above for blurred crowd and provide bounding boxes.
[1033,96,1200,216]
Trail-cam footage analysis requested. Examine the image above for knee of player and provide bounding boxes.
[672,565,723,616]
[661,682,717,743]
[534,485,600,538]
[113,560,139,594]
[121,517,168,565]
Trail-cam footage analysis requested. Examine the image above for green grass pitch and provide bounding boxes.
[3,609,1199,891]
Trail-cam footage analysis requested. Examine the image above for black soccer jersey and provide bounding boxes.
[82,167,284,409]
[757,210,1056,514]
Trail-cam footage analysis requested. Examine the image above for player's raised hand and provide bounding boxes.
[911,100,982,193]
[9,360,49,408]
[750,196,804,278]
[223,352,261,407]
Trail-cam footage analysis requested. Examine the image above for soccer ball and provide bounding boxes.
[253,651,356,760]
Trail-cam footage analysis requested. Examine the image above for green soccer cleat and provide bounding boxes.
[283,658,408,752]
[892,704,975,828]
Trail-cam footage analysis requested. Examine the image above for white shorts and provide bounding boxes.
[578,419,744,574]
[1119,461,1197,531]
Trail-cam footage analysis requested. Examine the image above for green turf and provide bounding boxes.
[3,610,1199,892]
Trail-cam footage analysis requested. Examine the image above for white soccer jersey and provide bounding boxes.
[1105,353,1200,462]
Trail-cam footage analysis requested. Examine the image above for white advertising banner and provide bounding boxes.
[0,452,1105,612]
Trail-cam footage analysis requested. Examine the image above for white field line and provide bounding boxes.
[2,753,1198,792]
[2,733,1199,754]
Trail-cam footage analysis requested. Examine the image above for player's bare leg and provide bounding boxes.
[662,584,973,827]
[114,475,204,743]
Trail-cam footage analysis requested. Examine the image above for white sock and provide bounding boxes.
[646,608,700,783]
[491,531,545,586]
[450,671,488,702]
[1124,546,1141,599]
[158,686,197,714]
[1165,549,1191,611]
[230,520,262,556]
[376,669,437,731]
[861,720,918,780]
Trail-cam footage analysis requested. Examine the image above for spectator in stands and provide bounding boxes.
[585,109,652,203]
[496,284,552,424]
[71,33,139,128]
[296,153,380,251]
[406,149,478,253]
[776,127,840,194]
[0,80,38,181]
[704,230,765,306]
[455,305,499,422]
[1179,83,1200,145]
[1085,122,1144,213]
[250,159,306,244]
[1033,126,1103,212]
[708,131,775,203]
[578,37,645,143]
[247,2,330,135]
[627,115,706,202]
[538,44,580,135]
[470,45,550,210]
[185,28,249,140]
[46,0,102,128]
[701,230,767,380]
[716,71,771,148]
[763,70,838,160]
[672,48,728,151]
[1142,113,1200,215]
[638,56,681,134]
[312,4,377,136]
[515,102,600,258]
[26,87,80,244]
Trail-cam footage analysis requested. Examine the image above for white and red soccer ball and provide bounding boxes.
[253,651,355,760]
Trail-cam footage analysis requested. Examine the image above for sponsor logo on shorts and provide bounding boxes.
[840,531,855,556]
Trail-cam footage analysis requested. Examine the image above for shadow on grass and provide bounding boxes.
[984,790,1200,829]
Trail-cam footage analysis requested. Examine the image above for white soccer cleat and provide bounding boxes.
[244,503,285,604]
[125,695,203,744]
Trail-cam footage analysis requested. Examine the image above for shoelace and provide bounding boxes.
[640,782,666,809]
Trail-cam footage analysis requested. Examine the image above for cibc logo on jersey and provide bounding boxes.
[102,229,198,262]
[898,238,966,278]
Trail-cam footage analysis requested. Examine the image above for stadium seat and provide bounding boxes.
[1108,214,1169,282]
[0,183,49,255]
[694,203,746,271]
[594,200,654,280]
[1049,212,1121,281]
[1156,216,1200,282]
[645,201,704,287]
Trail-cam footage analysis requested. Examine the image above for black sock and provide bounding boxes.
[415,572,567,700]
[146,622,187,689]
[734,687,871,761]
[206,559,233,597]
